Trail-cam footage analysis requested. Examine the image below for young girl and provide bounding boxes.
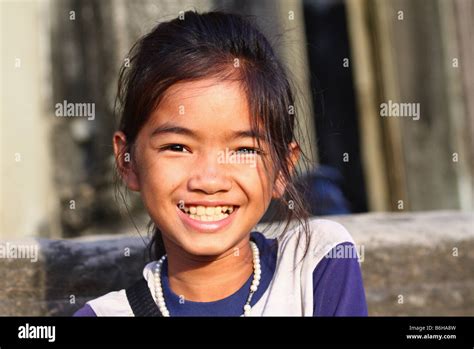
[74,10,367,317]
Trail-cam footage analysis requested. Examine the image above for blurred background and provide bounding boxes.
[1,0,473,316]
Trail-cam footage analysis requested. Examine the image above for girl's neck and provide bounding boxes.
[162,237,254,302]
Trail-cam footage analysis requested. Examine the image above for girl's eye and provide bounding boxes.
[235,147,262,155]
[161,144,189,153]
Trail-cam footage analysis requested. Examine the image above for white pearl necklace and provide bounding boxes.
[153,241,261,317]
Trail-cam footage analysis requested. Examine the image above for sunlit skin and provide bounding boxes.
[114,79,299,302]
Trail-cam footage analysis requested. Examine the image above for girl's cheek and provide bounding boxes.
[146,159,186,189]
[136,150,185,192]
[236,162,274,204]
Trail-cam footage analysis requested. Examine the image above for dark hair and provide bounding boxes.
[115,10,312,261]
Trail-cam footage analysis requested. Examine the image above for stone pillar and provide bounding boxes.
[346,0,473,211]
[0,0,59,238]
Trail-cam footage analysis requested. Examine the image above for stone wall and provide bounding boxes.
[0,210,472,316]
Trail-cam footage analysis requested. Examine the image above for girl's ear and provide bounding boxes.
[272,142,300,199]
[113,131,140,192]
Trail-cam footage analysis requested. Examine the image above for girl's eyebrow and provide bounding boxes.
[151,123,265,141]
[151,123,196,138]
[229,130,265,141]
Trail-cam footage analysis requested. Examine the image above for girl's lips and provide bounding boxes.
[176,205,239,233]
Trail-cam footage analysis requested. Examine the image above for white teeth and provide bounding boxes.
[196,206,206,216]
[179,204,236,221]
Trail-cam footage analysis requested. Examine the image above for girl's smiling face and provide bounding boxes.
[115,79,293,257]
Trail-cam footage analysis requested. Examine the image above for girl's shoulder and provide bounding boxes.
[309,218,354,245]
[276,218,356,266]
[75,289,134,317]
[278,218,354,245]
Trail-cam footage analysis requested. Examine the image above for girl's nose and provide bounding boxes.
[187,151,232,194]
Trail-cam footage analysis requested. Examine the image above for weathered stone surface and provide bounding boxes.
[0,236,149,316]
[0,210,472,316]
[328,210,474,315]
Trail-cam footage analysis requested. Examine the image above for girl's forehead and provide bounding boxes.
[161,79,246,106]
[142,79,269,146]
[150,79,252,126]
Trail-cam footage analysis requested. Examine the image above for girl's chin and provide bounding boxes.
[173,233,240,258]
